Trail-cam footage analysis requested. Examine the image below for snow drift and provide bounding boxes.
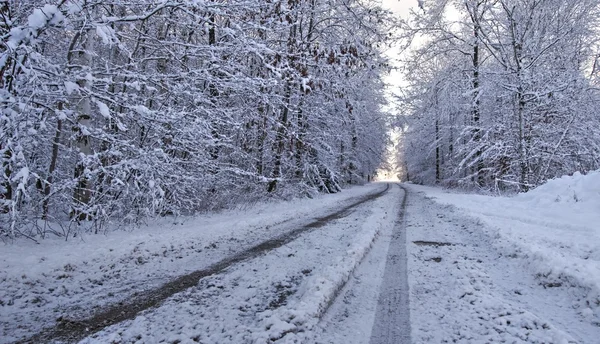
[517,170,600,206]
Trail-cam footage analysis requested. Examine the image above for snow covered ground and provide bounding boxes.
[78,184,402,343]
[405,171,600,342]
[0,183,390,343]
[3,173,600,344]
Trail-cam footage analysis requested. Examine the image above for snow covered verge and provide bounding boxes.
[405,191,598,343]
[406,171,600,329]
[0,183,387,343]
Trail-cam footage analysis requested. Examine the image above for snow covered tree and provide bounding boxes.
[399,0,600,191]
[0,0,397,239]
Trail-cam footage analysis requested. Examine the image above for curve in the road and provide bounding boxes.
[20,184,391,344]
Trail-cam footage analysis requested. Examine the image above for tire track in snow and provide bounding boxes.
[369,185,411,344]
[20,184,391,344]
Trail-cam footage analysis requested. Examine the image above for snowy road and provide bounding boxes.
[4,183,400,343]
[73,184,400,344]
[4,181,599,343]
[316,185,599,344]
[24,184,390,343]
[368,186,410,344]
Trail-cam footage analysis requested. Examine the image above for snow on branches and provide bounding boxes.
[0,0,397,239]
[399,0,600,191]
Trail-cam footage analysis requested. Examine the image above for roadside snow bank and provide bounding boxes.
[254,185,401,343]
[517,170,600,207]
[406,172,600,323]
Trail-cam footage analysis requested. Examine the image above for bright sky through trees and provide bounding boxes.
[382,0,418,14]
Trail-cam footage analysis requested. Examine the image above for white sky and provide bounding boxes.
[379,0,419,105]
[377,0,419,179]
[381,0,418,15]
[378,0,461,93]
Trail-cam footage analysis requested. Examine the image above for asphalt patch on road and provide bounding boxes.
[413,240,454,247]
[426,257,442,263]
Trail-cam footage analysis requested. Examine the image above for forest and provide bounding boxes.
[3,0,599,240]
[399,0,600,191]
[0,0,397,239]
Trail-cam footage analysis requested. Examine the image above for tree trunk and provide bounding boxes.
[71,30,95,221]
[435,118,440,183]
[1,147,12,213]
[469,0,484,186]
[42,103,62,219]
[268,2,300,192]
[505,3,529,191]
[295,99,305,180]
[268,82,292,192]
